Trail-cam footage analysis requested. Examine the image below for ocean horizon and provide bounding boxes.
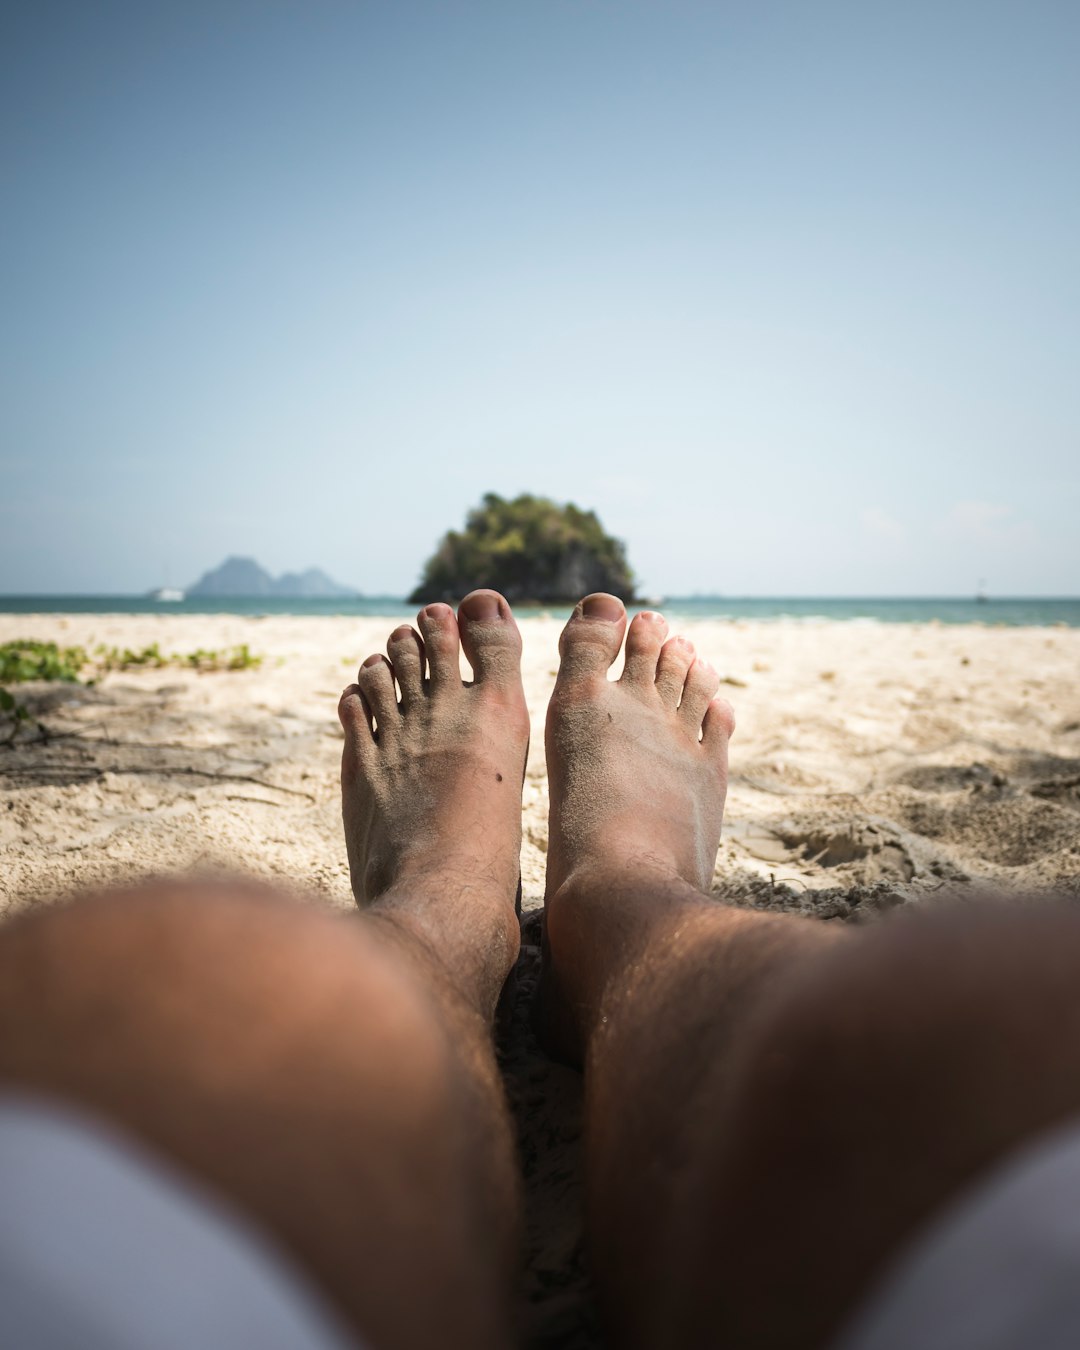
[1,596,1078,626]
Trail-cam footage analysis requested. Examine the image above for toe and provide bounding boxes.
[457,590,523,688]
[702,695,736,750]
[357,653,400,731]
[387,625,425,707]
[621,611,669,687]
[339,683,377,785]
[417,603,462,690]
[655,635,696,706]
[338,682,375,750]
[555,593,627,687]
[679,657,721,728]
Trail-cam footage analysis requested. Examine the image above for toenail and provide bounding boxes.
[676,637,695,651]
[421,604,452,622]
[362,654,386,668]
[390,625,413,642]
[460,591,502,622]
[581,594,623,621]
[643,611,663,623]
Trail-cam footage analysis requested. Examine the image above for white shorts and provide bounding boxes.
[0,1095,361,1350]
[835,1117,1080,1350]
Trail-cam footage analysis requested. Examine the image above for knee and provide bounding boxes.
[0,883,512,1350]
[666,901,1080,1350]
[0,880,455,1134]
[714,898,1080,1202]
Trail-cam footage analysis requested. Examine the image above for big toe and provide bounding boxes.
[458,590,523,689]
[556,593,627,686]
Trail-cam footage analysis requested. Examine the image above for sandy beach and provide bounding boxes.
[3,609,1080,1343]
[3,612,1079,916]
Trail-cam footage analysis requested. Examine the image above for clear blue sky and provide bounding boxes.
[2,0,1077,596]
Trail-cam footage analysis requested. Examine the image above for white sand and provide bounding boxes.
[2,613,1079,916]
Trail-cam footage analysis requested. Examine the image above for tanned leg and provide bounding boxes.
[540,594,1080,1350]
[0,589,529,1350]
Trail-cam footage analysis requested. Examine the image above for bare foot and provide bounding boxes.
[338,590,529,1013]
[539,593,735,1057]
[545,593,734,896]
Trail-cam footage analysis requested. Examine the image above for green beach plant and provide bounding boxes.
[0,639,87,684]
[1,641,85,737]
[0,685,33,733]
[92,642,262,673]
[178,644,262,671]
[0,638,263,740]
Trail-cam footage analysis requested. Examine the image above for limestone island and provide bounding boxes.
[409,493,636,605]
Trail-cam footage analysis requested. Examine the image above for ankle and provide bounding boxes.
[539,864,708,1063]
[364,843,519,907]
[544,850,700,920]
[370,873,521,1018]
[545,801,717,903]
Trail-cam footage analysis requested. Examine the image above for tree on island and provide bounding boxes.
[409,493,637,604]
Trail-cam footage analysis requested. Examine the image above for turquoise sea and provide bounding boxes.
[1,597,1078,626]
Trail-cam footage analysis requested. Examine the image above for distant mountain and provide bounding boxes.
[274,567,359,598]
[187,556,358,598]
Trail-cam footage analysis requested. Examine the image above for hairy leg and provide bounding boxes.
[541,595,1080,1350]
[665,898,1080,1350]
[0,590,530,1350]
[0,882,516,1350]
[538,595,844,1346]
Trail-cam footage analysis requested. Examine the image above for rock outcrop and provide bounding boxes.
[409,494,636,604]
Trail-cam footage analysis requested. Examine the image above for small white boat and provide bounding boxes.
[150,588,185,603]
